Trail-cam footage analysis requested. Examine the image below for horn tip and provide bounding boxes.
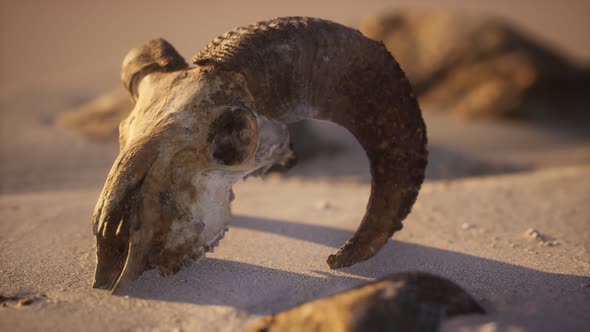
[327,236,389,269]
[326,254,346,269]
[326,251,361,270]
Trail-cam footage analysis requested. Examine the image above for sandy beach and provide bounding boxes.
[1,1,589,331]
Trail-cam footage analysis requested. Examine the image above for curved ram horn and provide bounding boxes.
[121,38,188,101]
[193,17,428,268]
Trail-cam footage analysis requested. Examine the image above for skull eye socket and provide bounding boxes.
[208,109,255,166]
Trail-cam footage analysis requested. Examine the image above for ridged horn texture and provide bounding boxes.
[193,17,428,268]
[121,38,188,101]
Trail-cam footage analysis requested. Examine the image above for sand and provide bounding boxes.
[1,1,589,331]
[1,167,589,331]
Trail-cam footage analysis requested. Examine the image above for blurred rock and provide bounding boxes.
[523,228,559,246]
[243,272,484,332]
[56,92,341,163]
[57,91,133,142]
[360,11,590,120]
[0,293,47,308]
[315,199,332,210]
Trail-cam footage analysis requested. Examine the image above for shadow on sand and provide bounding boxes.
[126,215,589,330]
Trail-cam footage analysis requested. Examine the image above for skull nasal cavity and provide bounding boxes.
[208,110,253,165]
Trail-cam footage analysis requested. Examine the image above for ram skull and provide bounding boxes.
[92,17,428,293]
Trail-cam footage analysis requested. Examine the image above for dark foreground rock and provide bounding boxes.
[243,272,484,332]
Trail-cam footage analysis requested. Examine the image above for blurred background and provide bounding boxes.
[1,0,589,193]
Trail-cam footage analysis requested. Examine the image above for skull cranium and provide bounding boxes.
[92,17,428,293]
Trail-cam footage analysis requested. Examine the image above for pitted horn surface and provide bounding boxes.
[92,17,427,292]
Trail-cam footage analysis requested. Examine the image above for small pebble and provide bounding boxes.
[524,228,559,247]
[16,296,34,307]
[461,223,475,230]
[316,200,331,210]
[479,322,499,332]
[524,228,541,239]
[1,294,46,308]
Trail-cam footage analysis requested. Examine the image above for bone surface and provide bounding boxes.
[92,17,427,292]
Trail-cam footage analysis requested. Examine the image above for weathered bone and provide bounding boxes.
[93,17,428,292]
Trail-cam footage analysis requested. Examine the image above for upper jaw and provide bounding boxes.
[93,68,297,291]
